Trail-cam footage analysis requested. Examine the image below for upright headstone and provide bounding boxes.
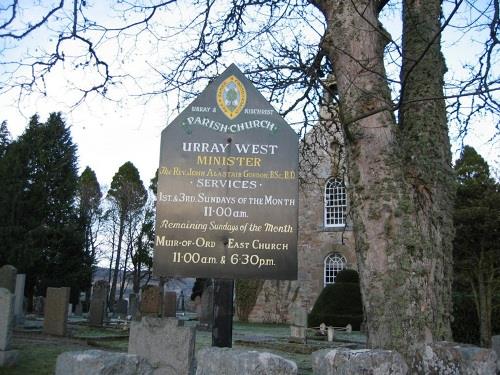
[129,317,195,375]
[199,285,213,328]
[115,299,128,319]
[0,266,17,294]
[289,306,307,343]
[74,302,83,316]
[0,288,19,367]
[162,291,176,318]
[33,296,45,316]
[14,273,25,325]
[43,287,70,336]
[129,293,138,320]
[140,286,161,317]
[89,280,108,326]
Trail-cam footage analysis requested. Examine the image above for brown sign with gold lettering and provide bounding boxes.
[154,64,298,279]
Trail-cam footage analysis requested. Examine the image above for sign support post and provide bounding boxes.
[153,64,299,349]
[212,279,234,347]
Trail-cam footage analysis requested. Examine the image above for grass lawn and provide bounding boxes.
[0,320,365,375]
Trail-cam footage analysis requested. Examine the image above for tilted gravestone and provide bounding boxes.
[89,280,108,326]
[0,288,19,367]
[129,317,195,375]
[162,291,177,318]
[140,286,161,317]
[0,266,17,294]
[43,287,70,336]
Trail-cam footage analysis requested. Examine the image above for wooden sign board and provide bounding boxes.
[154,64,298,280]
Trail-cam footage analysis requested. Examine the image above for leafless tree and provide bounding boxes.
[1,0,499,364]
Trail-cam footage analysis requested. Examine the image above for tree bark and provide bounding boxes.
[109,214,125,311]
[313,0,454,361]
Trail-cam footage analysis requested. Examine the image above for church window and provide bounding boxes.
[324,177,347,227]
[324,253,347,285]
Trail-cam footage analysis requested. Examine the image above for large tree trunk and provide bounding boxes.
[314,0,454,361]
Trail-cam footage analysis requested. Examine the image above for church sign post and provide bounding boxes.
[154,64,298,347]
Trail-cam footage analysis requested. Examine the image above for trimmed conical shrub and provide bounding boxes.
[308,269,363,329]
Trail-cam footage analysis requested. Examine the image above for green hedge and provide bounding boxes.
[308,269,363,330]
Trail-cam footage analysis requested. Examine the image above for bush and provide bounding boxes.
[235,279,264,322]
[452,292,479,345]
[452,291,500,345]
[336,269,359,283]
[308,269,363,330]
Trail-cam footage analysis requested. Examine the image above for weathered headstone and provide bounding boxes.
[129,317,195,375]
[55,350,154,375]
[140,286,161,317]
[327,327,334,342]
[312,348,409,375]
[33,296,45,316]
[0,288,19,367]
[196,347,298,375]
[413,341,498,375]
[14,273,25,325]
[162,291,176,318]
[115,299,128,319]
[129,293,138,320]
[74,302,83,316]
[492,335,500,372]
[43,287,70,336]
[89,280,108,326]
[289,306,307,343]
[199,285,213,327]
[0,266,17,294]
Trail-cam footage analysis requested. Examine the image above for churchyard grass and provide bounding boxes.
[1,321,364,375]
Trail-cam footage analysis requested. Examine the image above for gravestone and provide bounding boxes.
[74,302,83,316]
[140,286,161,317]
[162,291,177,318]
[312,348,409,375]
[129,293,138,320]
[289,306,307,343]
[14,273,25,325]
[33,296,45,315]
[199,285,213,327]
[129,317,195,375]
[493,335,500,371]
[115,299,128,319]
[89,280,108,326]
[43,287,70,336]
[413,341,498,374]
[55,350,154,375]
[196,347,298,375]
[0,288,19,367]
[0,265,17,294]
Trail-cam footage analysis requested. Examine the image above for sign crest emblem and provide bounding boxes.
[217,75,247,120]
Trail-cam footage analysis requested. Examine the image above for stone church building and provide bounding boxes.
[245,116,357,323]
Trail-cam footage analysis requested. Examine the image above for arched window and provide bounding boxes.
[324,253,347,285]
[324,177,347,227]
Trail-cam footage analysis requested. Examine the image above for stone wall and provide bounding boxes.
[246,120,357,323]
